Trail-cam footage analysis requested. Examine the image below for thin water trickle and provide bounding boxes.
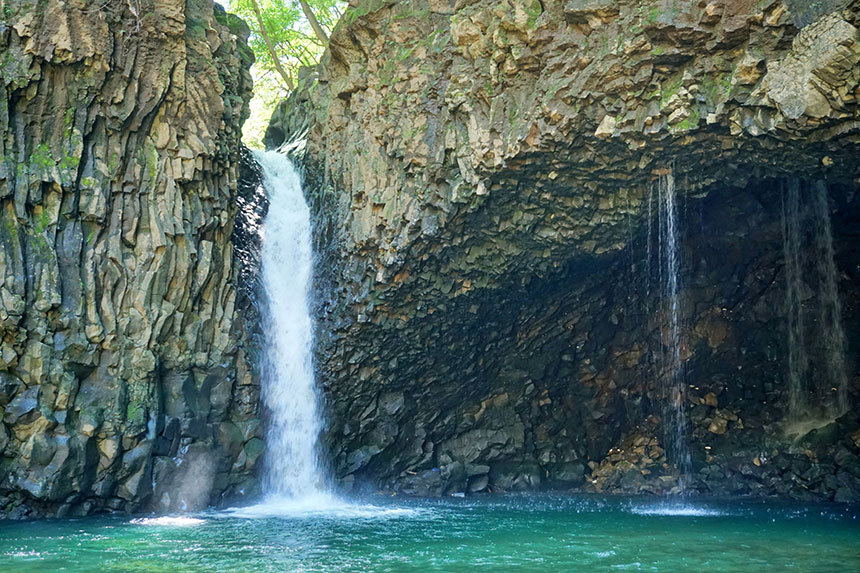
[255,150,326,500]
[781,179,848,422]
[646,185,653,297]
[655,170,691,489]
[783,179,808,418]
[813,180,849,414]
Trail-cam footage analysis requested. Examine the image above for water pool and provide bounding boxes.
[1,495,857,571]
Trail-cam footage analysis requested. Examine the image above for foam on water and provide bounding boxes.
[628,504,725,517]
[221,495,423,520]
[130,516,206,527]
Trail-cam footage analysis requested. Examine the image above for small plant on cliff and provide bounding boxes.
[29,144,55,169]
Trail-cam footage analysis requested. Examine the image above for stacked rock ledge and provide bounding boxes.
[266,0,860,500]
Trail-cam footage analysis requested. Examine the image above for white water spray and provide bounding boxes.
[255,150,326,501]
[228,152,420,517]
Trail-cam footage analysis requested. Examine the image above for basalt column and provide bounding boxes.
[0,0,260,518]
[267,0,860,499]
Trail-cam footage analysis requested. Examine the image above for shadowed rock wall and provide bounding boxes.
[0,0,260,518]
[267,0,860,499]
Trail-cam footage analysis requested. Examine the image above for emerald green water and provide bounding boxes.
[1,495,857,571]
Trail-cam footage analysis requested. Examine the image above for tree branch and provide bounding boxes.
[298,0,329,45]
[249,0,295,91]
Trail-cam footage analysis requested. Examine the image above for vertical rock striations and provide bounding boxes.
[0,0,257,518]
[268,0,860,498]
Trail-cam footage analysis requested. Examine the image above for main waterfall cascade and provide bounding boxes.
[781,179,849,423]
[254,150,328,502]
[235,151,415,517]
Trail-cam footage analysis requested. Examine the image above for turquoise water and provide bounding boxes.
[1,495,857,571]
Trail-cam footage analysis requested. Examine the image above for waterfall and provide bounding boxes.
[646,185,654,297]
[782,179,809,417]
[255,150,326,500]
[653,170,691,489]
[814,181,849,414]
[781,179,848,421]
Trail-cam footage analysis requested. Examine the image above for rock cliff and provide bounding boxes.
[0,0,259,518]
[268,0,860,498]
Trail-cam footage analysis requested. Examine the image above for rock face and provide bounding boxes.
[267,0,860,498]
[0,0,259,518]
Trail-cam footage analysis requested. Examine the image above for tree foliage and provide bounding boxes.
[223,0,344,147]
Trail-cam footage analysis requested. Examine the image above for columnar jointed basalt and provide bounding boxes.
[268,0,860,498]
[0,0,259,518]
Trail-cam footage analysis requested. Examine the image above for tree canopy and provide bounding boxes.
[223,0,344,147]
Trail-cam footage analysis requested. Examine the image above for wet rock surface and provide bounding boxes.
[0,0,259,518]
[268,0,860,499]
